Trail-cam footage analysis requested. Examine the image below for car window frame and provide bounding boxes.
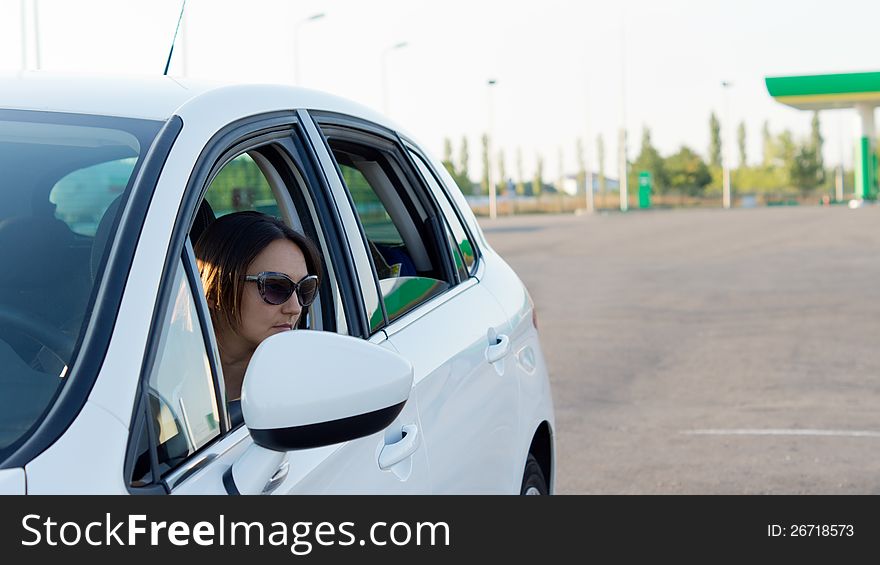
[297,111,379,339]
[124,111,365,491]
[198,140,335,333]
[309,111,461,334]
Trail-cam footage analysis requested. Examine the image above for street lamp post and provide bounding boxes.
[32,0,40,69]
[836,113,845,202]
[20,0,27,70]
[721,80,733,209]
[584,96,594,214]
[618,6,628,212]
[487,79,498,219]
[381,41,408,115]
[20,0,42,70]
[293,12,325,86]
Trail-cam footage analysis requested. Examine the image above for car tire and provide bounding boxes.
[520,453,548,495]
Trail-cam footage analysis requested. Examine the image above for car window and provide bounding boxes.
[339,163,405,245]
[196,145,342,336]
[130,258,221,484]
[322,132,453,330]
[180,133,364,433]
[0,112,161,460]
[408,150,477,279]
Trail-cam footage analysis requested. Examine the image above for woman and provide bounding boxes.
[194,211,322,404]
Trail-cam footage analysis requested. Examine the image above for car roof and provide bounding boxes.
[0,71,398,129]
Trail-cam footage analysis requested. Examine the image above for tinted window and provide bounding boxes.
[325,135,451,330]
[0,111,160,455]
[409,150,477,276]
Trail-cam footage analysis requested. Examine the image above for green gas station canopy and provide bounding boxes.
[765,71,880,110]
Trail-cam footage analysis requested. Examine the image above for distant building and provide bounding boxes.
[558,172,620,195]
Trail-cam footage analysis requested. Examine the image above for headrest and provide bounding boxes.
[191,199,216,246]
[90,196,123,281]
[0,216,76,287]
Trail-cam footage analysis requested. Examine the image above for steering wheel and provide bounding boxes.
[0,305,76,363]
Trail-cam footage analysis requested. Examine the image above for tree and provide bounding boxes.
[480,133,490,195]
[776,130,796,170]
[440,137,472,193]
[709,112,722,168]
[533,154,544,196]
[443,138,453,164]
[790,144,822,193]
[515,147,525,195]
[459,136,470,183]
[596,134,606,194]
[576,138,586,194]
[557,147,565,193]
[630,126,667,193]
[665,146,712,195]
[442,137,455,178]
[497,149,506,195]
[737,121,747,168]
[787,115,825,193]
[761,121,773,167]
[810,111,826,185]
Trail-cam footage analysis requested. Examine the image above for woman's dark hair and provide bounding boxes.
[194,211,322,330]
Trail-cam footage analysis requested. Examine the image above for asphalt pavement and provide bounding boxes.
[480,205,880,494]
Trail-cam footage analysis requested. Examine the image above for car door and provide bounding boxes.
[308,113,520,493]
[126,112,431,495]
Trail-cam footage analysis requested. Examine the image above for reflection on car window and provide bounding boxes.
[50,157,138,236]
[205,153,278,217]
[146,260,220,476]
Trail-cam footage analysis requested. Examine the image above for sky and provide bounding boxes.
[2,0,878,182]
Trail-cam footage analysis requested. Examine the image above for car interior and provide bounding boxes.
[0,122,143,450]
[328,139,451,323]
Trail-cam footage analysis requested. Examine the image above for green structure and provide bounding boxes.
[766,71,880,200]
[638,171,652,208]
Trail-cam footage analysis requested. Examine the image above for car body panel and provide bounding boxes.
[410,141,556,492]
[478,252,556,491]
[0,468,25,494]
[0,72,406,138]
[25,401,129,494]
[387,280,520,493]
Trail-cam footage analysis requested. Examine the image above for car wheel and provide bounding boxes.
[520,453,548,495]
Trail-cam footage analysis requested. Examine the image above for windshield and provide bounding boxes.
[0,110,163,453]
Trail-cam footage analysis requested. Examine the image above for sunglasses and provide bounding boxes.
[244,272,319,307]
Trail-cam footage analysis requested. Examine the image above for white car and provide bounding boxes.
[0,73,554,495]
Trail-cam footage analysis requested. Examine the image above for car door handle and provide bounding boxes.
[378,424,420,470]
[486,333,511,364]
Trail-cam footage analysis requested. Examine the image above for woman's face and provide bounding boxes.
[235,238,309,351]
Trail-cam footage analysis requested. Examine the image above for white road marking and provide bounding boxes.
[682,429,880,438]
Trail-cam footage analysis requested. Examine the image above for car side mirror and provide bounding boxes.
[224,330,413,495]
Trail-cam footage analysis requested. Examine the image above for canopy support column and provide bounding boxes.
[855,103,877,200]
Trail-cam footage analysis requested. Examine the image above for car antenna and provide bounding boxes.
[163,0,188,76]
